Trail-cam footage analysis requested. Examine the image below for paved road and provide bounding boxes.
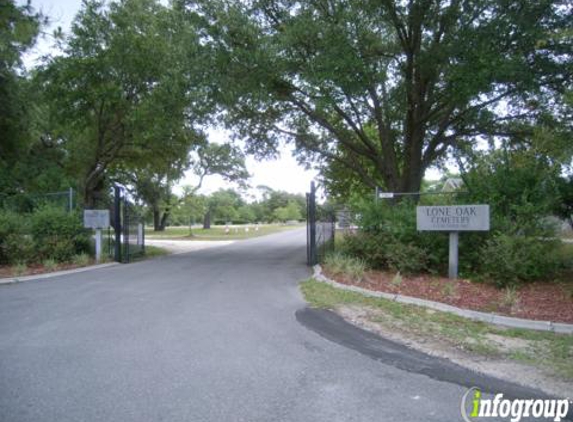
[0,229,562,422]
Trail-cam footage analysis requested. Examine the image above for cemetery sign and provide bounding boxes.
[417,205,490,279]
[416,205,490,231]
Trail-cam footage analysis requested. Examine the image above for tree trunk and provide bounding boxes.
[153,206,162,231]
[203,210,211,229]
[158,208,170,231]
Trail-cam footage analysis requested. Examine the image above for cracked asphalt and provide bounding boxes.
[0,228,563,422]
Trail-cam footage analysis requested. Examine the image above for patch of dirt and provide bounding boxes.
[326,269,573,323]
[336,304,573,398]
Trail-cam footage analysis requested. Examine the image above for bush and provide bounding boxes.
[323,251,367,282]
[30,207,91,262]
[0,212,22,263]
[342,201,439,274]
[3,233,35,264]
[479,234,561,287]
[340,232,389,269]
[385,242,428,274]
[72,254,91,266]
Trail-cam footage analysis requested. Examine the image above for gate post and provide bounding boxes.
[308,182,317,266]
[113,186,122,263]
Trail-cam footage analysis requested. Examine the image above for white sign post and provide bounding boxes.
[416,205,490,279]
[83,210,110,264]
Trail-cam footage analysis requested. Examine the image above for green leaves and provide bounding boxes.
[201,0,572,196]
[36,0,213,206]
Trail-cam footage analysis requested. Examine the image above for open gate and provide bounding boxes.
[306,182,335,266]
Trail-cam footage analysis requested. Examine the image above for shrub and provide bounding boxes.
[323,251,367,282]
[30,207,91,262]
[340,232,389,269]
[3,233,35,264]
[385,241,428,274]
[341,202,434,274]
[480,234,561,287]
[0,212,25,264]
[43,259,58,272]
[72,253,90,266]
[12,261,28,277]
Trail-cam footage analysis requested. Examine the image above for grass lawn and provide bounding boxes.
[130,245,170,261]
[146,223,304,241]
[300,279,573,381]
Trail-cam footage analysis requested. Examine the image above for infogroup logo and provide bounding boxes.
[461,387,571,422]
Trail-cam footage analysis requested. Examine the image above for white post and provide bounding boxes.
[448,231,459,279]
[95,228,102,264]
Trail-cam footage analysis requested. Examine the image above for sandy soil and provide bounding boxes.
[336,304,573,398]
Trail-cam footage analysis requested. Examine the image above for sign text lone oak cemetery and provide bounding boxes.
[417,205,490,279]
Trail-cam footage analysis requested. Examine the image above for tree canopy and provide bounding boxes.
[199,0,572,195]
[35,0,212,206]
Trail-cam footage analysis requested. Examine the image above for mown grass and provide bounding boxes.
[130,245,170,261]
[146,224,303,240]
[300,279,573,380]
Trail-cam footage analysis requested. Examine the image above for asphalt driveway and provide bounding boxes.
[0,228,561,422]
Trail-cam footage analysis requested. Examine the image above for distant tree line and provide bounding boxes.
[167,187,305,228]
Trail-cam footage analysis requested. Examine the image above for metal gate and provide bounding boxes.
[306,182,335,266]
[113,186,145,263]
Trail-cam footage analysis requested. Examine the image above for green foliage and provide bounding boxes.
[323,251,366,283]
[12,261,27,277]
[42,258,58,272]
[342,148,566,284]
[273,201,302,222]
[0,1,47,195]
[36,0,211,207]
[72,253,90,267]
[555,176,573,229]
[203,0,571,196]
[462,148,561,237]
[30,207,91,262]
[0,211,26,264]
[385,242,428,275]
[341,200,445,274]
[480,234,561,288]
[3,233,35,265]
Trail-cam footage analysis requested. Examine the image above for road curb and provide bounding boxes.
[0,262,120,286]
[313,265,573,334]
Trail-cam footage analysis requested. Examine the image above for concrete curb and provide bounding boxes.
[313,265,573,334]
[0,262,120,286]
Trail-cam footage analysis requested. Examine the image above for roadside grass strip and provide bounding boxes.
[300,279,573,382]
[131,245,170,261]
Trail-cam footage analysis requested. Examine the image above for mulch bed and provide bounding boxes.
[0,261,94,280]
[325,269,573,324]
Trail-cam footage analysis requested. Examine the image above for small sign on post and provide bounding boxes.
[417,205,490,279]
[378,192,395,199]
[83,210,110,264]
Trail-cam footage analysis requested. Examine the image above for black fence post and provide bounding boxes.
[306,193,311,265]
[114,186,122,263]
[123,203,129,263]
[308,182,317,266]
